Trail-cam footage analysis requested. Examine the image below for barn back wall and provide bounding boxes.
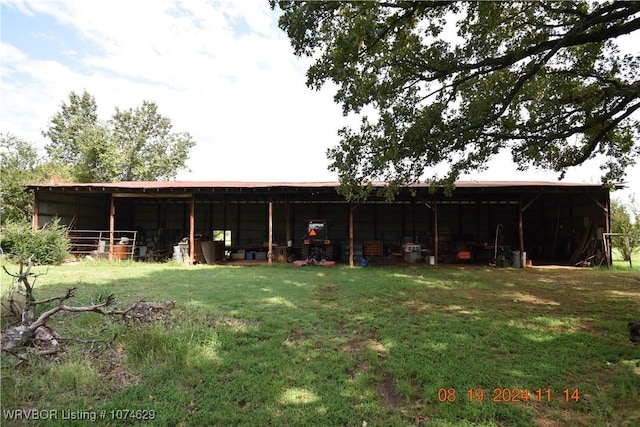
[29,181,615,265]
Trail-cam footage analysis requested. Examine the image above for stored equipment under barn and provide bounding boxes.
[27,181,619,267]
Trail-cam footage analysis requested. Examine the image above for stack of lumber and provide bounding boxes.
[363,240,383,257]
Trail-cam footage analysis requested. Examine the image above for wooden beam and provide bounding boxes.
[349,203,354,268]
[109,195,115,261]
[604,200,611,267]
[112,192,192,198]
[521,193,541,212]
[412,201,416,240]
[373,203,378,240]
[401,203,405,240]
[189,195,195,265]
[268,202,274,265]
[32,192,39,231]
[285,201,291,244]
[590,195,608,213]
[434,201,439,269]
[519,198,525,268]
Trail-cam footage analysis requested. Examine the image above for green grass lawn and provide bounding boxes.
[1,261,639,426]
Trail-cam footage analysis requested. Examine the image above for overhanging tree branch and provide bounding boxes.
[274,1,640,194]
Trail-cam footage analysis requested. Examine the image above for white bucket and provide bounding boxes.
[172,246,182,261]
[429,256,435,265]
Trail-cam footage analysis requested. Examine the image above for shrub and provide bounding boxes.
[611,197,639,262]
[0,218,70,265]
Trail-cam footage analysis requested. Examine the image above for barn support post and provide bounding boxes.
[373,203,378,240]
[32,192,39,231]
[591,195,612,267]
[74,194,80,229]
[434,200,439,269]
[349,203,355,268]
[109,194,115,261]
[605,200,611,267]
[412,201,416,241]
[551,203,561,263]
[189,194,195,265]
[209,201,213,238]
[518,198,525,268]
[236,201,241,247]
[285,201,291,244]
[400,203,405,240]
[518,194,540,268]
[268,201,273,266]
[291,202,296,248]
[223,198,227,244]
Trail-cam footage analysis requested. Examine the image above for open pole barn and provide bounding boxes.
[26,181,619,268]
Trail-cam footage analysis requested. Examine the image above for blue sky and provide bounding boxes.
[1,0,638,200]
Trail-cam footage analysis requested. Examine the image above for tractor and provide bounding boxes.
[294,220,335,266]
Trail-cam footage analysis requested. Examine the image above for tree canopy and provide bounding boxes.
[272,1,640,199]
[43,91,196,182]
[110,101,195,181]
[0,134,53,224]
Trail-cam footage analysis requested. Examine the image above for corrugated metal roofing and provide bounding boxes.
[27,180,618,190]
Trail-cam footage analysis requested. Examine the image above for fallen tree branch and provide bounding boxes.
[1,257,176,358]
[28,294,115,332]
[33,290,78,306]
[2,348,29,363]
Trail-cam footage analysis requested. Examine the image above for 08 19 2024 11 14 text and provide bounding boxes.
[437,387,580,403]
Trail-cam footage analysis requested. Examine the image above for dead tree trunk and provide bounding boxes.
[1,256,115,355]
[2,256,176,361]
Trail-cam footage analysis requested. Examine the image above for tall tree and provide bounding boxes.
[44,90,99,164]
[43,90,117,182]
[110,101,195,181]
[272,1,640,199]
[43,92,196,182]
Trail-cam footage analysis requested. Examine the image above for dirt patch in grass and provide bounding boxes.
[312,284,341,310]
[284,327,309,343]
[91,344,140,391]
[377,372,403,408]
[214,315,255,331]
[314,283,338,298]
[344,338,388,356]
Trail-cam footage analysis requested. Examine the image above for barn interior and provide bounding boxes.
[28,181,616,267]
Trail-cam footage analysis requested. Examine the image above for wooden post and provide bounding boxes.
[189,194,195,265]
[32,192,39,231]
[597,197,612,267]
[285,202,291,245]
[517,194,539,268]
[349,203,354,268]
[268,201,273,266]
[109,195,115,261]
[434,201,439,269]
[519,198,525,268]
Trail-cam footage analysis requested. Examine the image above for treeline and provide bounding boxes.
[0,91,196,263]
